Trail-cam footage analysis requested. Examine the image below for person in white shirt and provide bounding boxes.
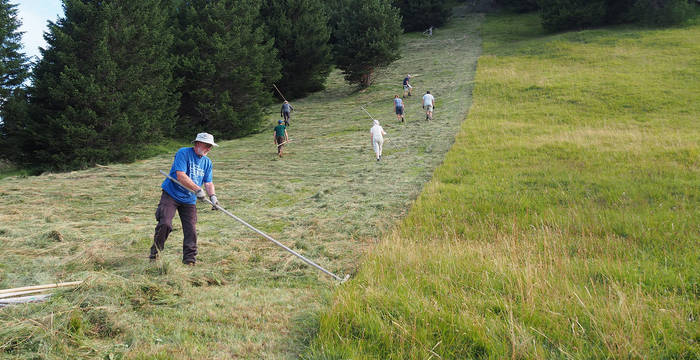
[422,90,435,120]
[369,120,387,161]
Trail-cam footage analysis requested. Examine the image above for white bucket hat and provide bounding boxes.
[193,132,218,147]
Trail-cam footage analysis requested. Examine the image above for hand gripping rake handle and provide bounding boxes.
[159,170,349,283]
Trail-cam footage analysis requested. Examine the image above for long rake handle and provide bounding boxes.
[273,84,288,103]
[360,106,376,121]
[159,170,347,282]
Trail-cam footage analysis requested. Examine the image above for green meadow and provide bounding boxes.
[0,8,482,359]
[1,6,698,359]
[308,10,699,360]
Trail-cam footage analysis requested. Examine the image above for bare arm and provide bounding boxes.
[203,182,215,196]
[176,171,215,195]
[176,171,201,193]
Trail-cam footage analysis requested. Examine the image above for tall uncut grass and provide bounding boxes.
[307,11,700,359]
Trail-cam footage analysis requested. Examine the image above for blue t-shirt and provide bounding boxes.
[394,98,403,107]
[162,147,213,204]
[403,77,410,86]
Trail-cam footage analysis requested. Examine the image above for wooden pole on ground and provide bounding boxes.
[0,281,83,295]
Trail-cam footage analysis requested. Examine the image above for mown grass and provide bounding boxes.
[0,9,483,359]
[307,11,700,359]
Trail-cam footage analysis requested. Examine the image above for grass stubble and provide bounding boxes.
[0,10,483,360]
[307,10,699,360]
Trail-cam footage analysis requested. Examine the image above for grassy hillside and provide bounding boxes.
[0,10,483,360]
[308,11,700,359]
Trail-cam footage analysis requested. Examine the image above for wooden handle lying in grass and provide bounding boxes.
[0,289,51,299]
[0,280,83,295]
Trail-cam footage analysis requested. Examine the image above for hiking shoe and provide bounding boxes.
[183,260,196,266]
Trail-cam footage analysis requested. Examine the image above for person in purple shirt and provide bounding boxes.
[149,132,220,265]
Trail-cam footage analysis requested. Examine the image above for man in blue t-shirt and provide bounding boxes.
[149,132,220,265]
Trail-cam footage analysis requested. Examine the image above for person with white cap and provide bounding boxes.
[149,132,220,266]
[402,74,413,97]
[280,100,294,126]
[370,119,387,161]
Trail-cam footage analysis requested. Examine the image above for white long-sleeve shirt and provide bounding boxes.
[370,120,386,141]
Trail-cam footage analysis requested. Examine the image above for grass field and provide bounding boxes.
[0,9,483,360]
[307,10,700,360]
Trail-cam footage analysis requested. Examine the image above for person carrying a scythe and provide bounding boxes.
[402,74,413,97]
[370,119,387,161]
[149,132,220,266]
[281,100,294,126]
[274,119,289,157]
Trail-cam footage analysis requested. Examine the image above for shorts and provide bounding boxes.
[276,136,286,145]
[424,105,433,112]
[395,106,404,115]
[403,84,412,91]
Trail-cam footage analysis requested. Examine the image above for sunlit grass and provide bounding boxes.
[308,11,700,359]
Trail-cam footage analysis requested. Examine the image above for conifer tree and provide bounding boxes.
[0,0,30,160]
[0,0,29,107]
[333,0,402,88]
[261,0,332,99]
[393,0,451,33]
[173,0,281,138]
[17,0,178,169]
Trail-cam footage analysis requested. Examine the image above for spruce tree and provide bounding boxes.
[333,0,402,88]
[173,0,281,138]
[261,0,332,99]
[0,0,28,107]
[0,0,30,161]
[19,0,177,169]
[393,0,451,33]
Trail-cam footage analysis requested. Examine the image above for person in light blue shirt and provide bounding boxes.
[150,132,220,265]
[394,95,405,123]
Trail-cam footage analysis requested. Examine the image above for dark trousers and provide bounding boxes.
[150,191,198,263]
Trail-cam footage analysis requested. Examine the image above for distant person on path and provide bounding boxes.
[422,90,435,120]
[150,132,219,266]
[402,74,412,97]
[394,95,405,123]
[274,119,289,157]
[370,119,387,161]
[280,101,294,126]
